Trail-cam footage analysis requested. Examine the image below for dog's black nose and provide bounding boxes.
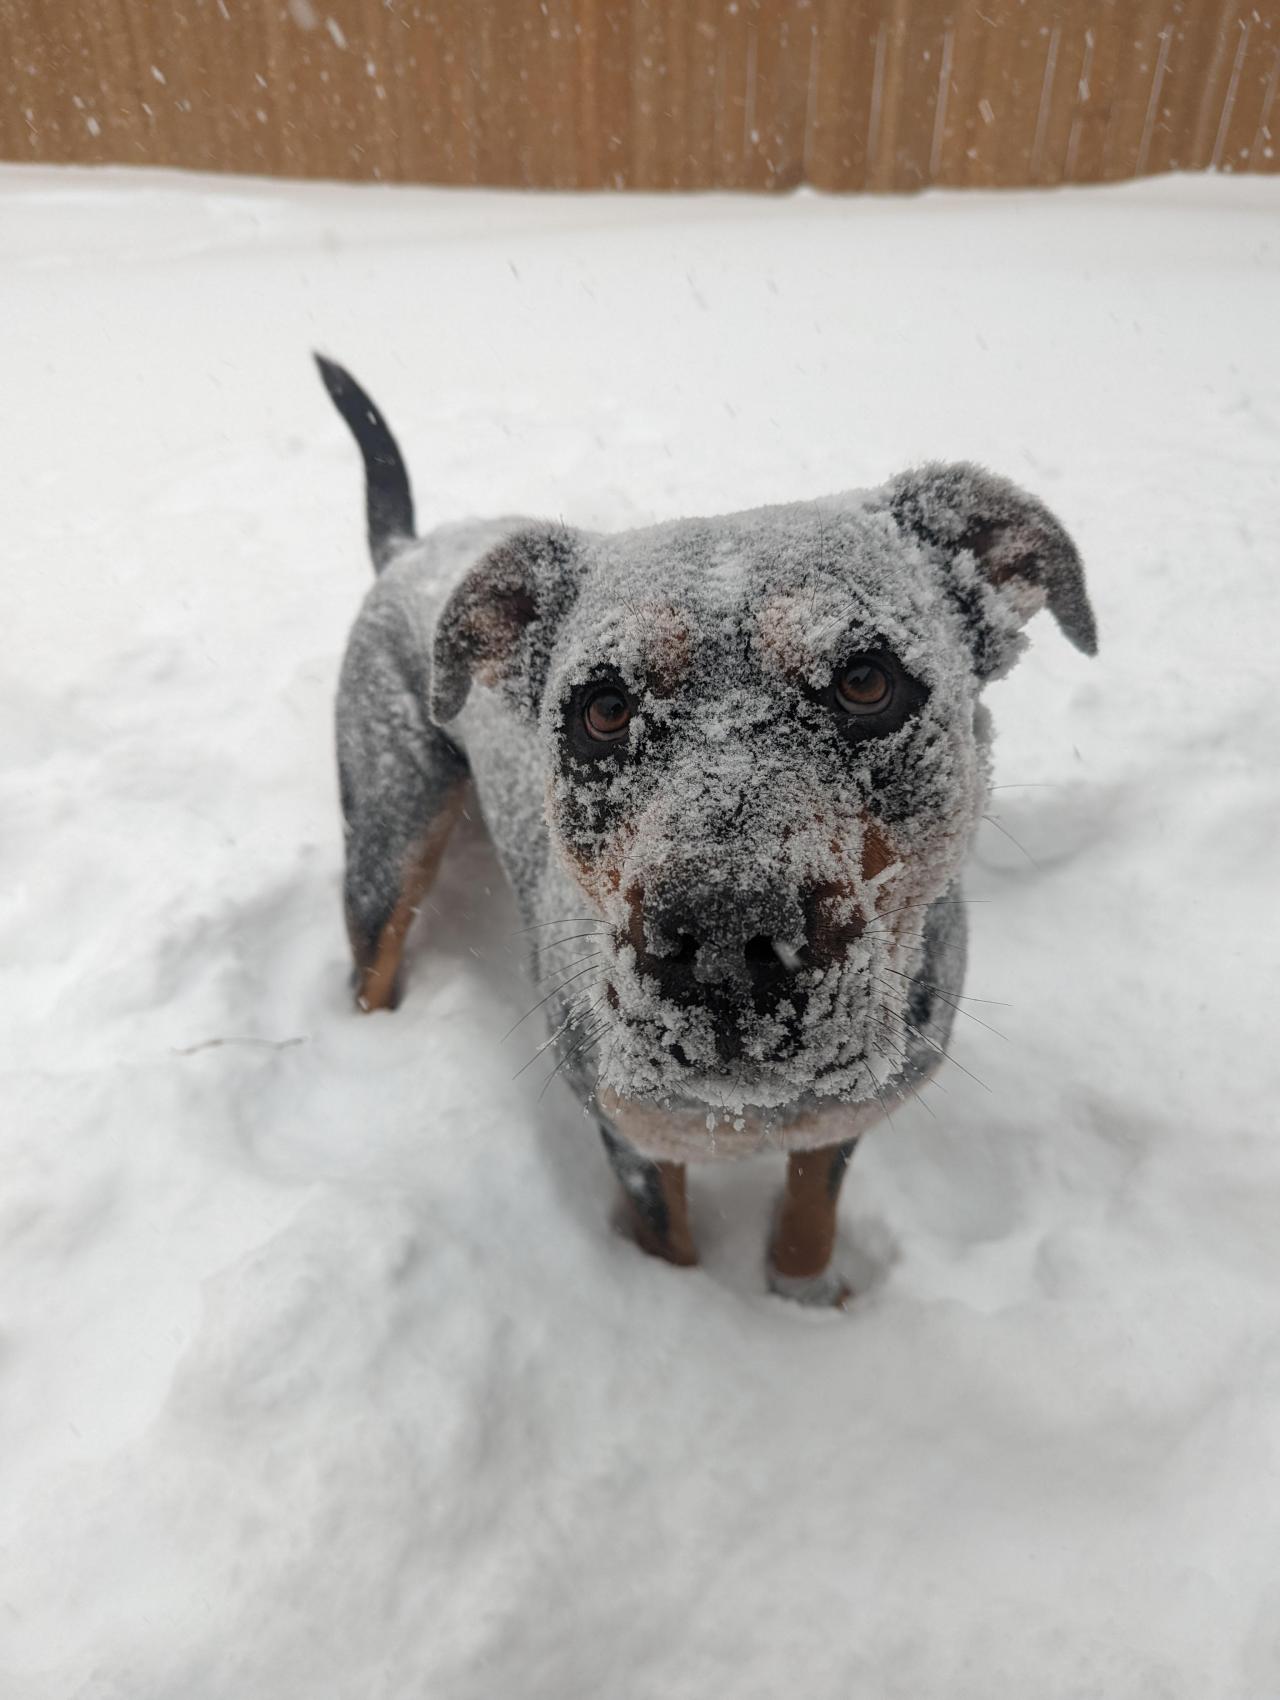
[638,893,805,1022]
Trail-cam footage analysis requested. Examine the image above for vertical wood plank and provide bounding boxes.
[0,0,1276,189]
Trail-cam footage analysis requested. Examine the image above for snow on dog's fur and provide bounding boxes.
[323,356,1095,1253]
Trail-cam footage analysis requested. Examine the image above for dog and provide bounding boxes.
[317,355,1096,1306]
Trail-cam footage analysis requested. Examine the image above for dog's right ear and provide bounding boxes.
[431,526,583,724]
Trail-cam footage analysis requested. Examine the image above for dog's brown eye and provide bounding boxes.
[583,685,632,742]
[836,656,893,714]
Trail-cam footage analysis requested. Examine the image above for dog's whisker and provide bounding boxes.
[982,813,1041,870]
[877,1026,951,1094]
[921,990,1007,1043]
[512,916,607,935]
[877,966,1011,1007]
[512,1025,570,1079]
[539,1017,613,1100]
[873,974,1009,1041]
[865,1009,908,1048]
[549,998,611,1061]
[872,999,941,1052]
[889,1007,992,1095]
[864,1027,940,1118]
[864,1019,918,1089]
[535,928,613,951]
[897,1070,939,1121]
[503,961,607,1042]
[536,948,605,984]
[521,966,615,1092]
[867,1010,952,1093]
[557,992,612,1043]
[865,896,991,930]
[558,986,610,1029]
[510,985,608,1079]
[860,1057,897,1130]
[867,1040,942,1122]
[512,1007,587,1078]
[514,955,603,1023]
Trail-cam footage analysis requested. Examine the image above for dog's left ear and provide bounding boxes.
[886,462,1097,681]
[431,525,583,724]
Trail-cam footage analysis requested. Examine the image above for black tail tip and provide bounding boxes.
[313,351,350,399]
[311,351,415,575]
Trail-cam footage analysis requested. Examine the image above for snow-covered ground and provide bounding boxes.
[2,165,1278,1698]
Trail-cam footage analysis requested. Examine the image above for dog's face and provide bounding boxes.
[433,465,1095,1112]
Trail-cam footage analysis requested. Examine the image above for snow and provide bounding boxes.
[2,165,1279,1697]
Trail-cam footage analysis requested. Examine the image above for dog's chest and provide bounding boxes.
[597,1088,884,1163]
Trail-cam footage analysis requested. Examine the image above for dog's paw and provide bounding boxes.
[766,1263,852,1310]
[610,1200,699,1269]
[352,963,403,1014]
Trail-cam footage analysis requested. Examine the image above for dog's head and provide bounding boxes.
[433,466,1095,1111]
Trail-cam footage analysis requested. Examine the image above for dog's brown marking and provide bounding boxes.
[352,787,467,1012]
[551,781,633,910]
[560,846,623,916]
[573,805,901,973]
[806,815,900,963]
[634,602,693,696]
[622,1159,698,1268]
[859,816,897,884]
[807,880,862,960]
[755,593,820,680]
[770,1141,858,1288]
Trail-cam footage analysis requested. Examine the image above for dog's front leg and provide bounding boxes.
[767,1141,858,1308]
[599,1126,697,1269]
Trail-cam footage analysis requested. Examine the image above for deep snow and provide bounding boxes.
[1,167,1279,1699]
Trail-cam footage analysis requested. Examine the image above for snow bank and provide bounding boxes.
[1,166,1278,1698]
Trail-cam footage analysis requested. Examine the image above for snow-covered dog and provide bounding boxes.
[319,356,1096,1305]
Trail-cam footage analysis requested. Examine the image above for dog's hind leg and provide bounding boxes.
[600,1126,698,1268]
[346,782,467,1012]
[767,1141,859,1307]
[339,698,469,1012]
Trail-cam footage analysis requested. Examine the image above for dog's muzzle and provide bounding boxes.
[627,880,822,1064]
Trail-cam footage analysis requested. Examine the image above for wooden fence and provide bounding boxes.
[1,0,1276,191]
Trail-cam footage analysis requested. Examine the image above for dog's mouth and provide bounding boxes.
[603,949,812,1058]
[534,859,932,1112]
[665,990,810,1068]
[605,891,855,1066]
[591,945,902,1112]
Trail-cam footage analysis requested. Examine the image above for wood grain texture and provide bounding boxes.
[1,0,1275,189]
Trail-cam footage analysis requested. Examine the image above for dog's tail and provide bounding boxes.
[314,354,415,574]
